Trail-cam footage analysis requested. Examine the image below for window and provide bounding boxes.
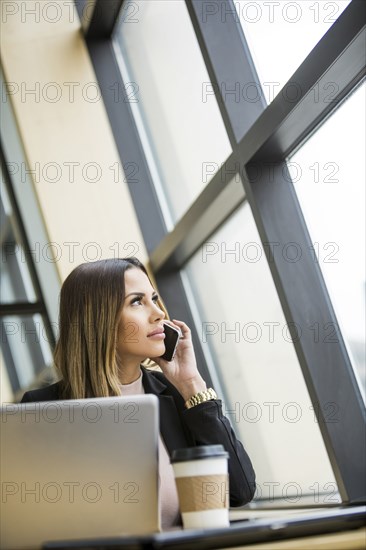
[1,314,53,390]
[235,0,352,103]
[0,67,59,401]
[185,199,338,501]
[1,175,37,305]
[289,81,366,399]
[68,0,366,504]
[114,0,231,225]
[0,163,54,400]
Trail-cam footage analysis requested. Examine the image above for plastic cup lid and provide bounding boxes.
[171,445,229,463]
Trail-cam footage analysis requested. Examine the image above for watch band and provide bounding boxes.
[184,388,218,409]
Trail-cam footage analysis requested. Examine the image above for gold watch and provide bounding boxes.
[185,388,218,409]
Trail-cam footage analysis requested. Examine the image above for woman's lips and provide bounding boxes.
[147,329,165,339]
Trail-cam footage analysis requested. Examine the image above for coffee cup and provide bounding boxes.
[171,445,229,529]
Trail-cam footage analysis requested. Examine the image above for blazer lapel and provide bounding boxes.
[141,367,188,455]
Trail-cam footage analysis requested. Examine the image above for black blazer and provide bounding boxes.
[21,367,256,506]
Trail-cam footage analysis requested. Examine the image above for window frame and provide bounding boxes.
[0,63,61,399]
[76,0,366,503]
[0,145,56,398]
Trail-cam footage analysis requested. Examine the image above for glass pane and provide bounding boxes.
[0,169,37,304]
[114,0,232,224]
[185,197,339,504]
[289,82,366,400]
[0,347,14,403]
[0,314,54,397]
[235,0,351,103]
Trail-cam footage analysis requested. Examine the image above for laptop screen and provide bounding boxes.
[1,394,160,549]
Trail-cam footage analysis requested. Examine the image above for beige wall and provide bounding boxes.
[1,0,147,282]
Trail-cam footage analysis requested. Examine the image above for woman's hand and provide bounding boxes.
[153,319,207,401]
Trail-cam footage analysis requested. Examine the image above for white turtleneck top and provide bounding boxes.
[119,370,180,530]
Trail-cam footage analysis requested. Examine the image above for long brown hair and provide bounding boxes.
[54,257,151,399]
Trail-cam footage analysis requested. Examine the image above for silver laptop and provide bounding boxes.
[0,394,160,549]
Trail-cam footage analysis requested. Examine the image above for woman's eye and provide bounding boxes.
[130,295,159,306]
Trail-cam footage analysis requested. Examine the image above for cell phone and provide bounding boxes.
[160,322,181,362]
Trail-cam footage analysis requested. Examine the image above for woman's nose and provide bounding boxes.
[152,302,165,319]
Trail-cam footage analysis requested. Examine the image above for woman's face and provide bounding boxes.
[116,268,166,366]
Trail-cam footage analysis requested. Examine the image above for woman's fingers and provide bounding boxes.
[171,319,191,339]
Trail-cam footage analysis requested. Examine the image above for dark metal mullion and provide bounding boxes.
[154,271,214,387]
[238,1,366,163]
[253,34,365,163]
[73,0,89,30]
[80,0,264,267]
[150,152,244,271]
[79,0,124,39]
[243,160,365,503]
[0,302,44,316]
[80,9,214,386]
[0,223,12,249]
[185,0,236,148]
[98,0,365,272]
[0,198,11,246]
[186,0,266,147]
[86,38,167,253]
[0,145,56,348]
[148,0,271,271]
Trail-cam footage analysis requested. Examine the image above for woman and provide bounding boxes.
[21,257,256,528]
